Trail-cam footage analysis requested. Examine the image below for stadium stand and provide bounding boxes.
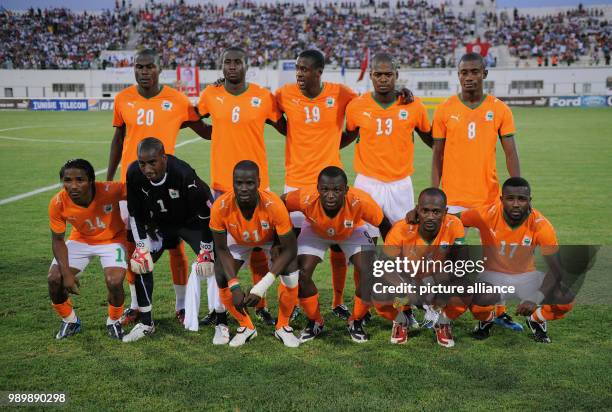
[0,1,609,69]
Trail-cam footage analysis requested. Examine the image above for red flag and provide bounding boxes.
[466,37,491,57]
[176,66,200,97]
[357,48,369,82]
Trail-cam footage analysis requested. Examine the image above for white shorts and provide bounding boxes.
[119,200,129,226]
[477,270,545,302]
[297,222,374,264]
[284,184,305,228]
[447,205,468,215]
[226,234,273,270]
[354,174,414,237]
[51,240,128,273]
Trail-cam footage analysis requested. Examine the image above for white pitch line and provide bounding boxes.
[0,135,108,144]
[0,137,203,206]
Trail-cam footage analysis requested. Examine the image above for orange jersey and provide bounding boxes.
[276,82,357,187]
[432,94,516,208]
[210,190,292,247]
[197,84,280,192]
[461,202,558,274]
[284,187,383,241]
[113,85,199,182]
[346,94,430,182]
[49,182,127,245]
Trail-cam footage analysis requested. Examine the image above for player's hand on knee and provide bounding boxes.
[231,286,247,314]
[62,273,80,295]
[244,293,261,307]
[195,242,215,278]
[130,246,154,274]
[516,300,537,316]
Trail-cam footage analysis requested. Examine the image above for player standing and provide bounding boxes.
[197,47,285,326]
[463,177,574,343]
[48,159,127,340]
[282,166,392,343]
[210,161,300,347]
[107,49,212,325]
[431,52,521,328]
[123,138,216,342]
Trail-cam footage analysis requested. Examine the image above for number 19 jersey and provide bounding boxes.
[432,94,515,208]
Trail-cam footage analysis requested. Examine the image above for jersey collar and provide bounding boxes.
[149,173,168,186]
[457,93,488,110]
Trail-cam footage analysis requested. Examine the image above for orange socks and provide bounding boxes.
[530,303,574,322]
[219,287,254,329]
[350,295,371,321]
[52,298,75,321]
[276,283,298,329]
[443,304,468,320]
[299,294,324,324]
[373,303,398,321]
[330,250,347,307]
[496,305,507,317]
[169,241,189,285]
[250,249,269,310]
[470,304,495,321]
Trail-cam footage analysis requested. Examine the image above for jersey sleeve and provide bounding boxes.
[459,208,482,229]
[179,92,200,122]
[283,189,302,213]
[339,85,358,110]
[274,88,285,112]
[196,89,210,116]
[265,90,282,122]
[48,195,66,234]
[416,101,431,133]
[112,94,124,127]
[450,218,466,244]
[184,171,214,243]
[270,199,293,236]
[209,201,226,233]
[431,104,446,140]
[361,194,384,227]
[383,222,404,258]
[345,100,359,132]
[498,102,516,138]
[535,218,559,256]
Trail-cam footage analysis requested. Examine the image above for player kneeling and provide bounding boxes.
[462,177,574,343]
[386,188,466,347]
[48,159,128,340]
[282,166,392,343]
[210,161,300,348]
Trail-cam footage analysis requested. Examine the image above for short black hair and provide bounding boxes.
[234,160,259,176]
[222,46,248,64]
[318,166,347,186]
[60,159,95,182]
[502,177,531,194]
[298,49,325,70]
[135,49,160,66]
[138,137,165,156]
[371,52,398,71]
[458,52,485,69]
[418,187,447,206]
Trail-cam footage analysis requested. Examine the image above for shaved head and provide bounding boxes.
[137,137,165,157]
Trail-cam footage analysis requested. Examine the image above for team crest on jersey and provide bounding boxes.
[398,109,409,120]
[260,220,270,230]
[485,111,494,121]
[169,188,180,199]
[522,236,532,245]
[326,97,335,108]
[161,100,173,111]
[344,220,353,228]
[440,241,449,249]
[103,204,113,214]
[327,227,335,237]
[251,97,262,107]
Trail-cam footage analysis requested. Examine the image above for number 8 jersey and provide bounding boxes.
[432,94,516,208]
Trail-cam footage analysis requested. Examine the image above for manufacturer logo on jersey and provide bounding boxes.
[169,189,180,199]
[326,97,335,108]
[251,97,262,107]
[162,100,173,111]
[398,109,409,120]
[327,227,336,237]
[344,220,353,228]
[450,114,460,121]
[261,220,270,230]
[522,236,532,245]
[485,111,494,121]
[362,111,372,119]
[216,96,225,104]
[127,102,135,108]
[104,204,113,214]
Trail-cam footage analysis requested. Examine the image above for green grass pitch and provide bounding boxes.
[0,107,611,410]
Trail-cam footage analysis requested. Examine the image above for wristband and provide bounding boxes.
[250,271,277,297]
[228,278,240,291]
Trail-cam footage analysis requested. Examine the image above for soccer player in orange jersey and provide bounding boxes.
[198,47,286,326]
[431,52,521,328]
[48,159,127,340]
[107,49,211,326]
[210,161,299,347]
[282,166,392,343]
[462,177,574,343]
[385,188,465,347]
[275,50,358,320]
